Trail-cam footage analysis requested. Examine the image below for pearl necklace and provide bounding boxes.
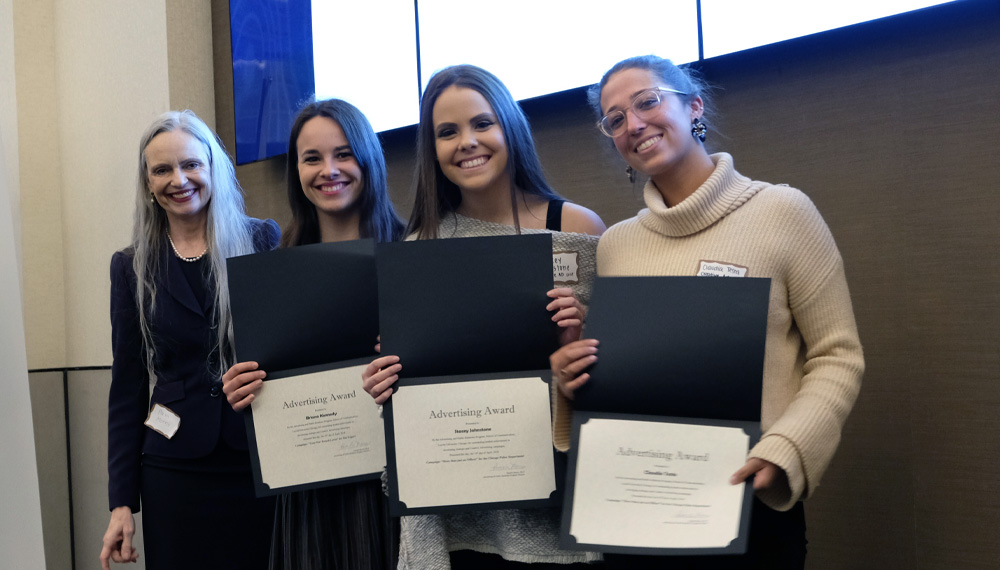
[166,232,208,262]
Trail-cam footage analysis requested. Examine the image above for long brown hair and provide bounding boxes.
[407,65,560,239]
[282,99,404,247]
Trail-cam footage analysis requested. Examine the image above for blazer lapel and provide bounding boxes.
[161,244,205,317]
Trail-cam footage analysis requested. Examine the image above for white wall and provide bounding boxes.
[1,1,47,566]
[0,146,47,570]
[1,0,19,254]
[54,0,171,367]
[16,0,216,369]
[10,0,217,566]
[15,0,68,367]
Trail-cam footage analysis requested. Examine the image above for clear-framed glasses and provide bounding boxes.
[597,87,688,137]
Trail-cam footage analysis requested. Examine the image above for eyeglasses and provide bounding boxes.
[597,87,688,137]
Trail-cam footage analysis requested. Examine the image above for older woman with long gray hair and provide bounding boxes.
[100,110,279,570]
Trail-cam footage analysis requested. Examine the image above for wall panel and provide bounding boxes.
[68,369,147,570]
[28,371,72,570]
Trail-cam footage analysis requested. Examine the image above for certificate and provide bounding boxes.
[560,277,771,553]
[245,359,385,496]
[561,412,760,555]
[227,240,383,495]
[376,234,562,514]
[383,372,558,515]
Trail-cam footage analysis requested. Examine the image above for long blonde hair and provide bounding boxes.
[131,110,255,380]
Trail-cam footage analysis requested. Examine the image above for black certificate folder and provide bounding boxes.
[561,277,771,555]
[575,276,771,421]
[377,234,561,515]
[227,240,385,497]
[228,239,379,371]
[376,233,557,377]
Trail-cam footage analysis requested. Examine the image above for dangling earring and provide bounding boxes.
[625,165,636,184]
[149,193,156,203]
[691,118,707,142]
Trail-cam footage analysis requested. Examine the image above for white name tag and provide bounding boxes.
[553,251,580,285]
[145,403,181,439]
[697,260,748,278]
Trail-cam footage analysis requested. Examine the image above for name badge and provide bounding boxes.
[697,260,748,278]
[553,251,580,285]
[145,403,181,439]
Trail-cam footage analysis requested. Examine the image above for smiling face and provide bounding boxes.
[296,116,363,219]
[432,85,510,197]
[145,130,212,225]
[600,67,704,180]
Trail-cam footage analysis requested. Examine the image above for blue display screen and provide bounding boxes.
[230,0,314,164]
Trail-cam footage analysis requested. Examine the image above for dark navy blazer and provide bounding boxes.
[107,218,280,512]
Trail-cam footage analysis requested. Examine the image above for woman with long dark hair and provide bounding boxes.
[362,65,606,569]
[222,98,404,570]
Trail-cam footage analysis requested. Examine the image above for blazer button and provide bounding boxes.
[210,384,221,398]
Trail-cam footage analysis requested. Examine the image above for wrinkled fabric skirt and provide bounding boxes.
[270,479,398,570]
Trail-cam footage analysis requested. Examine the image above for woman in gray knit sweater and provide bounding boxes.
[363,64,605,569]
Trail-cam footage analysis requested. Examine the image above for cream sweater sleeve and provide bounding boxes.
[749,191,864,511]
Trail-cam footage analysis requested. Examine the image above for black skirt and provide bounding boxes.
[270,479,398,570]
[140,445,276,570]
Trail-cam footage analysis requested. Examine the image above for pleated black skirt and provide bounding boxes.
[270,479,398,570]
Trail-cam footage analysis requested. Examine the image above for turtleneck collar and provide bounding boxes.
[637,153,760,238]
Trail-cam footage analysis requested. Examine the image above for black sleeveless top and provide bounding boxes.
[546,199,565,231]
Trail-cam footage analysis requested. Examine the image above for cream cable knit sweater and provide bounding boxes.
[552,153,864,511]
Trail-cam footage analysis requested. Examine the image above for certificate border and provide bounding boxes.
[245,356,383,497]
[560,411,762,556]
[383,369,561,516]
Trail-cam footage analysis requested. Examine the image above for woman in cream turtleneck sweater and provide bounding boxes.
[550,55,864,569]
